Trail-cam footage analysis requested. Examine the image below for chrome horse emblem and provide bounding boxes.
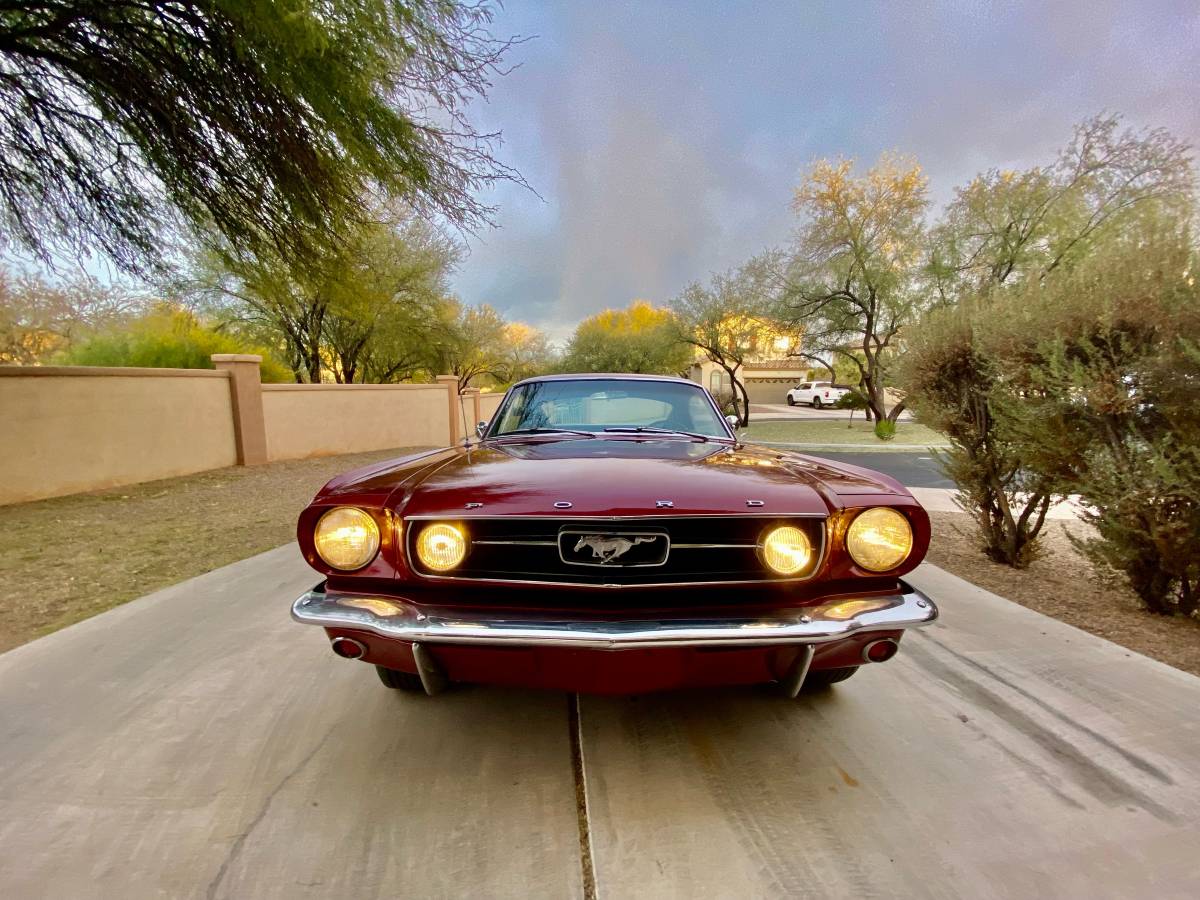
[573,534,656,565]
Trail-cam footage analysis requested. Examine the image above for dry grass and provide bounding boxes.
[927,511,1200,677]
[0,448,428,653]
[740,419,948,446]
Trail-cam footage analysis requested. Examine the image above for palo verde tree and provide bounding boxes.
[784,153,930,424]
[0,1,521,274]
[559,301,691,376]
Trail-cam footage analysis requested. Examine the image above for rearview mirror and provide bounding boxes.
[476,421,488,439]
[725,414,740,431]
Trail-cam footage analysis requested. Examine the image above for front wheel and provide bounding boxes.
[812,397,823,409]
[376,666,425,692]
[802,666,858,690]
[786,395,795,406]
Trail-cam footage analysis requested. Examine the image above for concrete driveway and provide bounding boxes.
[2,553,1198,897]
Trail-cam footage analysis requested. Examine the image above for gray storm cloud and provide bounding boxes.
[452,0,1200,336]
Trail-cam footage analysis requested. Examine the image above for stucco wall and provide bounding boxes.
[0,367,237,505]
[479,392,504,423]
[262,383,450,461]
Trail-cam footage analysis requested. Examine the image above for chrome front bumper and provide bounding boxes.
[291,581,938,650]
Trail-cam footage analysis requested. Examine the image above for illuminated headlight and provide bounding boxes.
[314,507,380,571]
[846,507,913,572]
[415,523,467,572]
[761,525,814,576]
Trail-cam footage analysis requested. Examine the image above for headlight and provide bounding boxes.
[761,525,814,576]
[846,507,912,572]
[415,523,467,572]
[314,507,380,570]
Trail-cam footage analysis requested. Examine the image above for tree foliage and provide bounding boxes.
[784,153,930,424]
[672,258,798,426]
[931,115,1194,294]
[902,114,1196,573]
[0,265,144,363]
[60,303,292,381]
[187,205,459,383]
[994,235,1200,614]
[0,1,521,274]
[559,301,691,376]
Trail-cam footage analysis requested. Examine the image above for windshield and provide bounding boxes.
[490,379,730,438]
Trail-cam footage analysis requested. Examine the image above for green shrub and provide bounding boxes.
[903,233,1200,611]
[997,239,1200,615]
[899,302,1057,568]
[873,419,896,441]
[61,304,292,382]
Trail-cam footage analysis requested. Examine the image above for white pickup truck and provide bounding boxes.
[785,381,849,409]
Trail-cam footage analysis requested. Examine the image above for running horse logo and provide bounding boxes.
[573,534,656,565]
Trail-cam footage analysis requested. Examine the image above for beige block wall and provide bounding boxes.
[262,384,451,461]
[480,392,504,424]
[0,368,237,505]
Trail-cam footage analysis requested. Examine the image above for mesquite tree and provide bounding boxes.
[0,1,521,274]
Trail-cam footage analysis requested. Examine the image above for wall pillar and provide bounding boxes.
[436,375,462,445]
[212,354,268,465]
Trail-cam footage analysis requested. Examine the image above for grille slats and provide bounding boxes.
[405,516,826,585]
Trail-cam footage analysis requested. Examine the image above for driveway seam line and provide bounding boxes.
[568,692,599,900]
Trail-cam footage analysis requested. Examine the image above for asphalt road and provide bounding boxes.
[810,450,954,489]
[2,547,1199,898]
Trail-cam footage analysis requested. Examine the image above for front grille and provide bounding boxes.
[404,516,826,586]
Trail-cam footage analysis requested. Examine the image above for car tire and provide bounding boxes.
[812,397,823,409]
[786,395,795,406]
[802,666,858,690]
[376,665,426,692]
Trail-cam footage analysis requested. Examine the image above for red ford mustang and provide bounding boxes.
[291,374,937,696]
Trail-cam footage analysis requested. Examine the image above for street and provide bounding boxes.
[1,546,1198,897]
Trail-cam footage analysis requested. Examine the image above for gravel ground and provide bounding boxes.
[926,511,1200,677]
[0,448,427,653]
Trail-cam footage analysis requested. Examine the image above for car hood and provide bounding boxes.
[392,438,903,518]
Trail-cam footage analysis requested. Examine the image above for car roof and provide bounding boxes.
[509,373,701,388]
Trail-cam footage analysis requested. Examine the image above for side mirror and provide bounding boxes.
[475,421,488,439]
[725,414,740,431]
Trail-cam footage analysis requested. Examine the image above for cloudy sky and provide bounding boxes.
[454,0,1200,342]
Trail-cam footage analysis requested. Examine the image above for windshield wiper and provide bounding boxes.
[602,426,711,442]
[491,427,596,439]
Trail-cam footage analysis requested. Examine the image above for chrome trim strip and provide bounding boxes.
[472,539,558,546]
[292,581,938,650]
[670,543,756,549]
[404,513,827,520]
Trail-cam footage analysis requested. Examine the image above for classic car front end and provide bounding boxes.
[291,374,937,696]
